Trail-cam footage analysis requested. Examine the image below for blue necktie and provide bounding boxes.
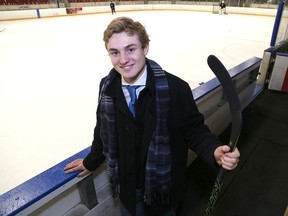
[126,85,139,117]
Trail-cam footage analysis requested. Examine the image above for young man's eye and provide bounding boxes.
[128,48,135,53]
[109,51,119,56]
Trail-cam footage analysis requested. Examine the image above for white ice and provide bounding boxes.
[0,10,274,195]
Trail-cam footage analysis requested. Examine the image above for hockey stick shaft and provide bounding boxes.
[203,55,242,216]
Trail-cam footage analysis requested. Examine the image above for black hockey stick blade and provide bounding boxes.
[208,55,242,151]
[203,55,242,216]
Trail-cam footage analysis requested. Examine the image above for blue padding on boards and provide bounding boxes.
[192,56,262,101]
[270,1,285,47]
[36,9,40,18]
[0,147,90,216]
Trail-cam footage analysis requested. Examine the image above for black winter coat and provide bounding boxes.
[83,59,221,214]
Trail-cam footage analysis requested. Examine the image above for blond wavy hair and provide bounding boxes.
[103,17,150,49]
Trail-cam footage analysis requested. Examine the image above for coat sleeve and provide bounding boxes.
[171,75,222,168]
[82,79,106,171]
[83,122,105,171]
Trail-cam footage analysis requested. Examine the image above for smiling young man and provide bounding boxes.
[64,17,240,216]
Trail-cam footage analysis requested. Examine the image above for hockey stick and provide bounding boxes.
[203,55,242,216]
[0,28,6,32]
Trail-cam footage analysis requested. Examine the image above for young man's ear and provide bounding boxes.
[143,44,149,56]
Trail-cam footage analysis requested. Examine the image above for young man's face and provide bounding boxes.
[107,32,149,84]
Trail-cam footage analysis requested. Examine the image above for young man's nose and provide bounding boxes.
[119,52,129,64]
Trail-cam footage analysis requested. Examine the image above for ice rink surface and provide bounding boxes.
[0,10,275,194]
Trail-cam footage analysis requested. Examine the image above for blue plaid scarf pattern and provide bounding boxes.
[98,59,171,205]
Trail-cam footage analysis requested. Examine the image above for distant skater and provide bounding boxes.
[219,0,226,14]
[110,2,116,15]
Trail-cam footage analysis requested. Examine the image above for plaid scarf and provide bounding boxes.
[98,59,171,205]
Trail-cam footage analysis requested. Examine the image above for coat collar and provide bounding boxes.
[103,60,156,119]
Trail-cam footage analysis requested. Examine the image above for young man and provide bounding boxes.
[64,17,240,216]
